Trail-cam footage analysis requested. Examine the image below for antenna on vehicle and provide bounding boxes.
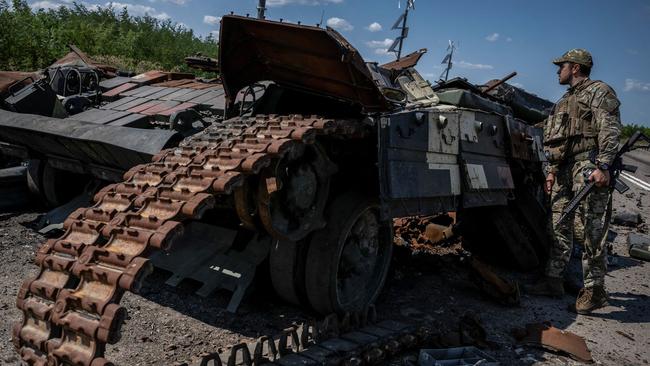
[318,9,325,27]
[439,40,456,81]
[257,0,267,19]
[388,0,415,60]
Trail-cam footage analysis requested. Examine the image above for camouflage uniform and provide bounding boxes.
[543,49,621,289]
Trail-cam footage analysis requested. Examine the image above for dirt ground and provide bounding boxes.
[1,150,649,366]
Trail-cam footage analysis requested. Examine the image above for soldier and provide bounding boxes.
[528,49,621,314]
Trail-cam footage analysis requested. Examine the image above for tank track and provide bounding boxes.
[177,307,432,366]
[13,115,366,366]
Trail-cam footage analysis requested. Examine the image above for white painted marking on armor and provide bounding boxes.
[466,164,489,189]
[620,172,650,191]
[427,163,461,195]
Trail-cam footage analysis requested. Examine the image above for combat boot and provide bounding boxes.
[575,286,608,314]
[525,276,565,297]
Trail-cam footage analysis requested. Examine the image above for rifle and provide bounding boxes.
[557,131,650,224]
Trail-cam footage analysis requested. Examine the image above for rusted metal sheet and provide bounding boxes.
[127,100,165,114]
[380,48,427,71]
[515,323,593,363]
[0,71,38,96]
[50,45,117,77]
[131,70,168,85]
[219,15,389,112]
[0,109,178,170]
[154,79,195,88]
[102,82,138,101]
[156,102,198,118]
[140,100,181,116]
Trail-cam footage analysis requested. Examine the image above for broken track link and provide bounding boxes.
[13,115,367,366]
[177,307,433,366]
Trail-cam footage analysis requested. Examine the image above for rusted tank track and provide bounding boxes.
[13,115,366,366]
[178,307,431,366]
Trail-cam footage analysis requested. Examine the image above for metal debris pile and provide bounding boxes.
[393,213,458,252]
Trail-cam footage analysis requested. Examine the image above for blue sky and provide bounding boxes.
[29,0,650,125]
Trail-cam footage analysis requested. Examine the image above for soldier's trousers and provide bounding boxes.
[546,160,612,288]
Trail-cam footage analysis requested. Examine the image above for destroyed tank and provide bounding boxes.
[11,15,552,366]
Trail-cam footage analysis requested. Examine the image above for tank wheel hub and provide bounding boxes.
[258,144,336,242]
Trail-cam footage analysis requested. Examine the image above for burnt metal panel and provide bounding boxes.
[100,96,138,110]
[505,115,545,162]
[161,88,195,101]
[106,113,149,128]
[121,85,154,97]
[379,110,461,218]
[146,87,180,100]
[69,109,119,124]
[188,89,225,105]
[112,97,151,111]
[140,100,181,115]
[219,15,389,112]
[99,76,132,91]
[174,88,211,102]
[0,109,179,171]
[131,86,166,98]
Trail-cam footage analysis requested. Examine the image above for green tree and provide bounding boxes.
[0,0,218,74]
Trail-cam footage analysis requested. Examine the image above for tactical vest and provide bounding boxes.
[544,79,600,162]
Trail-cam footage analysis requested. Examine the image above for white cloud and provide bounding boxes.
[366,38,393,48]
[374,48,390,55]
[30,0,169,19]
[485,33,499,42]
[458,60,494,70]
[326,17,353,31]
[366,22,382,32]
[106,2,169,20]
[511,82,524,88]
[624,79,650,92]
[203,15,221,25]
[268,0,343,6]
[30,1,66,10]
[506,37,512,42]
[158,0,190,4]
[422,73,436,78]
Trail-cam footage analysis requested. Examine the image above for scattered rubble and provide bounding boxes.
[627,233,650,261]
[612,209,642,226]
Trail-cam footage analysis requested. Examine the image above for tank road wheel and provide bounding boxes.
[305,193,393,314]
[269,239,309,306]
[257,144,337,241]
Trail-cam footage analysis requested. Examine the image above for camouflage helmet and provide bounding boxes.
[552,48,593,68]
